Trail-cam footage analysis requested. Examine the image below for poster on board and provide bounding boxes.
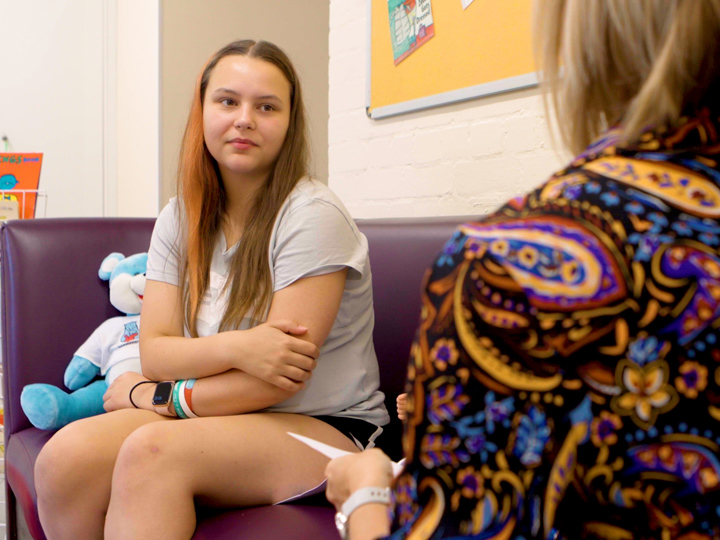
[0,153,43,219]
[388,0,435,65]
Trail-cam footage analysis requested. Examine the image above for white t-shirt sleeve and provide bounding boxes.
[73,323,106,369]
[272,199,368,292]
[146,199,182,286]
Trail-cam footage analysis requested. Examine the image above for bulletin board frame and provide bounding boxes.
[366,0,538,120]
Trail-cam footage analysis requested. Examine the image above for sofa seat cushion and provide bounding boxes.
[6,428,53,540]
[194,504,335,539]
[6,427,336,539]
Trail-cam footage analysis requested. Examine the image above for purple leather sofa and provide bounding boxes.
[1,215,465,539]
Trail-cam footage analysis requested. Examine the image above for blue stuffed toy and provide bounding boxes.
[21,252,148,430]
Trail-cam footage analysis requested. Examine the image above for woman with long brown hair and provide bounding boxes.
[34,39,389,539]
[325,1,720,538]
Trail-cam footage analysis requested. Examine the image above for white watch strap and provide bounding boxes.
[341,486,390,518]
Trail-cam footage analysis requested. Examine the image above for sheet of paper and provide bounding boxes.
[0,199,19,220]
[274,479,328,505]
[287,432,406,477]
[461,0,475,9]
[288,432,354,459]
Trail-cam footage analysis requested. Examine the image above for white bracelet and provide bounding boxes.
[177,380,198,418]
[341,486,391,518]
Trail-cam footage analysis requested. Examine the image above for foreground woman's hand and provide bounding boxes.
[226,319,320,392]
[325,448,393,511]
[103,371,154,412]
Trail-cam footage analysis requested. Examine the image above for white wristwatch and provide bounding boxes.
[335,486,391,540]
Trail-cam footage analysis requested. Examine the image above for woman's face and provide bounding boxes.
[203,55,291,185]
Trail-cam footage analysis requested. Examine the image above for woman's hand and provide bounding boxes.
[103,371,155,412]
[325,449,393,512]
[227,319,320,392]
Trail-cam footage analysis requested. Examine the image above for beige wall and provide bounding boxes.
[117,0,161,217]
[161,0,329,205]
[0,0,104,217]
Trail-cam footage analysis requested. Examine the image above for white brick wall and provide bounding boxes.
[328,0,568,218]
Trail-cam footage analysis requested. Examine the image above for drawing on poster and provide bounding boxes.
[388,0,435,65]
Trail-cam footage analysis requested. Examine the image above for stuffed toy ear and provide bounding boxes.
[99,253,125,281]
[115,253,148,279]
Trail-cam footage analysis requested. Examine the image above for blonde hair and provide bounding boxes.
[177,40,308,336]
[534,0,720,154]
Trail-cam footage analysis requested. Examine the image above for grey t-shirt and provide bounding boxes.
[146,178,390,427]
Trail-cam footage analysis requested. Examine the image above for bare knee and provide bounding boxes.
[112,423,184,495]
[35,422,100,509]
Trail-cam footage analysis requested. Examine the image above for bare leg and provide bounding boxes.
[35,409,172,540]
[104,413,361,540]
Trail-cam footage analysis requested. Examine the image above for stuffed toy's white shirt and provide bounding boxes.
[74,315,142,385]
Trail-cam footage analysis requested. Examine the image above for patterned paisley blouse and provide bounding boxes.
[390,111,720,539]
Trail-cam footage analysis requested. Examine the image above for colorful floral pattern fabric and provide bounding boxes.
[389,111,720,539]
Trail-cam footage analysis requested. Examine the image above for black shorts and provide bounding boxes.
[313,415,384,450]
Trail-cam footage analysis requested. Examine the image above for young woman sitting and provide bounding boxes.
[35,39,389,540]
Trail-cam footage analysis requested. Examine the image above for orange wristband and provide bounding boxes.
[184,378,196,414]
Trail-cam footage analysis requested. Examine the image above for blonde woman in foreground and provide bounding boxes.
[326,1,720,538]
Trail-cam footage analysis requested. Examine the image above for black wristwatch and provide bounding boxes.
[152,381,175,416]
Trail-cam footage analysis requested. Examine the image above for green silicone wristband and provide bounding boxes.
[172,380,188,419]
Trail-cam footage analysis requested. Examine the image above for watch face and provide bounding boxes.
[152,382,173,406]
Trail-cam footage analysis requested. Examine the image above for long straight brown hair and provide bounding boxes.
[177,40,309,336]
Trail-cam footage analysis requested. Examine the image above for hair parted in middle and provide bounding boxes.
[176,39,309,336]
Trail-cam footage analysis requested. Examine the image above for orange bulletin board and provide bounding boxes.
[368,0,537,119]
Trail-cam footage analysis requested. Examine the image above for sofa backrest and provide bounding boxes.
[1,215,468,458]
[357,217,465,458]
[1,218,156,437]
